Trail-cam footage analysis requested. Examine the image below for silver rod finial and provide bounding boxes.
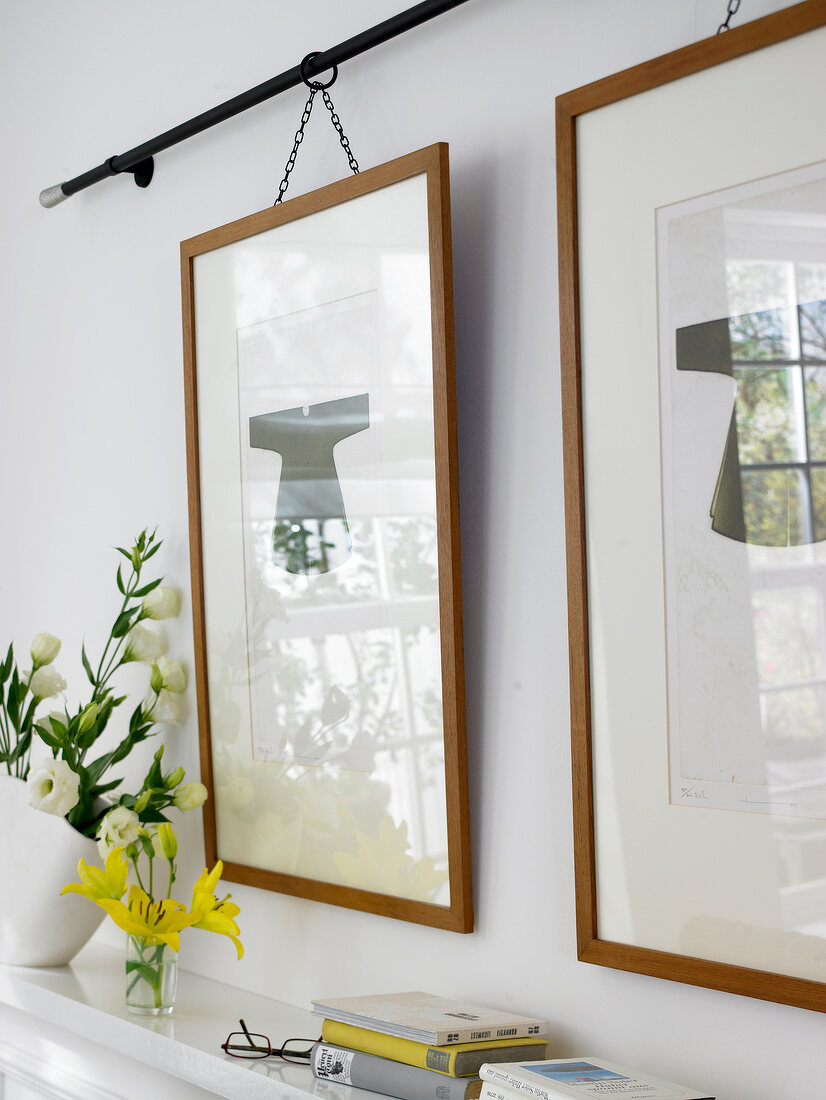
[39,184,69,208]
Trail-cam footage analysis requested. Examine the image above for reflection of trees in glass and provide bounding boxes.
[386,518,438,596]
[752,587,823,687]
[269,629,403,765]
[811,468,826,543]
[741,469,806,547]
[733,367,799,463]
[727,261,791,359]
[762,687,826,756]
[800,300,826,360]
[271,519,379,608]
[271,519,338,575]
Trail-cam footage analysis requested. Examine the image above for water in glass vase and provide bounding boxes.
[125,934,178,1015]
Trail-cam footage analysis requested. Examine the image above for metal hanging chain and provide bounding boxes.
[717,0,741,33]
[274,52,360,206]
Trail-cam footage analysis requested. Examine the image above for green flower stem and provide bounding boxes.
[93,554,149,697]
[126,938,166,1008]
[130,855,148,895]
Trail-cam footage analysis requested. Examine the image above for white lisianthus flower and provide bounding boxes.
[123,623,167,663]
[27,665,67,700]
[150,688,184,725]
[30,632,61,666]
[142,586,181,621]
[27,758,80,816]
[96,805,140,859]
[174,781,208,811]
[156,657,187,695]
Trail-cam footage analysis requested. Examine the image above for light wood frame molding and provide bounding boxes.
[182,144,472,932]
[557,1,826,1011]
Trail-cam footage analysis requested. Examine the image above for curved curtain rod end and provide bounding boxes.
[39,183,69,209]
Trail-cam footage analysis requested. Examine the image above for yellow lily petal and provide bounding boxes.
[192,861,223,897]
[186,863,244,958]
[61,847,128,902]
[97,888,193,952]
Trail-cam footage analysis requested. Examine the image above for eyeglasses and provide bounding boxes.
[222,1019,319,1061]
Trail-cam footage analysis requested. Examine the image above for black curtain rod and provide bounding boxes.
[39,0,472,208]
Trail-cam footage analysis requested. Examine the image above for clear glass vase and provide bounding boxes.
[125,934,178,1015]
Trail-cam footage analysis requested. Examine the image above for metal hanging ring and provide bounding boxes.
[299,52,338,90]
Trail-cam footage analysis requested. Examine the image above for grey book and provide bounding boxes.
[313,1042,484,1100]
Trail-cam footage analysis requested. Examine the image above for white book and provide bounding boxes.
[311,992,549,1046]
[479,1058,714,1100]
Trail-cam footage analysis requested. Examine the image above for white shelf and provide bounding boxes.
[0,942,352,1100]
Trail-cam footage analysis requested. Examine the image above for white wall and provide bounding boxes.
[1,1,821,1098]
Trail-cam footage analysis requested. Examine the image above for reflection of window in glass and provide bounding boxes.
[733,264,826,786]
[676,261,826,546]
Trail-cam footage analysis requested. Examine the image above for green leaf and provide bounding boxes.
[21,695,38,732]
[77,723,101,751]
[34,723,62,750]
[112,607,140,638]
[136,808,167,824]
[7,670,20,726]
[86,752,114,784]
[91,777,122,796]
[116,564,126,595]
[115,546,133,561]
[0,643,14,684]
[8,731,32,762]
[132,578,162,599]
[142,541,162,562]
[80,642,96,686]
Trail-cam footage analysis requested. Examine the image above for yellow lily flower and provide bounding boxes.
[97,884,193,951]
[61,846,128,903]
[188,861,244,959]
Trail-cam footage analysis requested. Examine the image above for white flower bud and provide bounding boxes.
[153,822,178,860]
[30,633,61,666]
[124,623,167,663]
[157,657,187,695]
[96,805,140,860]
[27,758,80,816]
[142,586,182,621]
[28,665,67,700]
[173,781,208,811]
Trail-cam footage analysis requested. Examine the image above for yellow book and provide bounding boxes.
[321,1020,550,1077]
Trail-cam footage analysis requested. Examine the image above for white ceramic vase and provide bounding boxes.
[0,773,105,966]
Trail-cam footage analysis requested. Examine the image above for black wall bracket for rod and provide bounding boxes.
[107,155,155,189]
[38,0,472,209]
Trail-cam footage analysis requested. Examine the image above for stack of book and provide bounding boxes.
[478,1058,715,1100]
[309,991,551,1100]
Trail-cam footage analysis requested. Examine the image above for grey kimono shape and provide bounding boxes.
[249,392,370,574]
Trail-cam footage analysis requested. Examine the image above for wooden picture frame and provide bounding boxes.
[558,3,826,1010]
[182,144,472,932]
